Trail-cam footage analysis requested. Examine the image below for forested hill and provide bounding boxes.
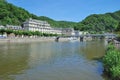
[36,16,77,28]
[0,0,77,28]
[0,0,120,32]
[77,10,120,33]
[0,0,31,25]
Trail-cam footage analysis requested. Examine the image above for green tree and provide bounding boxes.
[6,29,13,36]
[34,31,40,36]
[13,30,19,36]
[0,29,6,35]
[115,22,120,32]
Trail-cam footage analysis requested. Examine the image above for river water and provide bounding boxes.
[0,40,107,80]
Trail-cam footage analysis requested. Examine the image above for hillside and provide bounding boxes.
[0,0,120,33]
[0,0,31,25]
[77,11,120,33]
[36,16,77,28]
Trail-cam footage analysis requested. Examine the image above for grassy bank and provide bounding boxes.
[102,43,120,80]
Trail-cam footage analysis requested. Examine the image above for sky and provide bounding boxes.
[7,0,120,22]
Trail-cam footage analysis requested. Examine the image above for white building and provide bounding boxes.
[6,25,23,30]
[23,18,62,34]
[0,25,5,29]
[62,28,75,36]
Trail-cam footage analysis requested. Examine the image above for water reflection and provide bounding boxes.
[80,40,106,59]
[0,43,30,80]
[0,41,105,80]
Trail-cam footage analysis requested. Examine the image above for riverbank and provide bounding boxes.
[0,37,69,43]
[102,42,120,80]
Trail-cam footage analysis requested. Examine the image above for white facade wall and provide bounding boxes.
[6,25,23,30]
[0,25,5,29]
[23,18,62,34]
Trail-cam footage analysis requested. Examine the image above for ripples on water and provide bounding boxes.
[0,40,106,80]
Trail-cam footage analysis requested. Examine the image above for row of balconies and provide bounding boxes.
[23,23,50,28]
[28,27,62,34]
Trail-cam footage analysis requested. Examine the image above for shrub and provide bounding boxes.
[106,43,115,51]
[103,50,120,70]
[110,65,120,79]
[102,43,120,79]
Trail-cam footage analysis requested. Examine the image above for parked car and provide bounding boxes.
[0,35,7,39]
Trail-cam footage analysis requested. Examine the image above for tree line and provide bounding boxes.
[0,29,59,37]
[76,11,120,33]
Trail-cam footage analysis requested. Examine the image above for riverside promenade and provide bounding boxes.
[0,37,68,43]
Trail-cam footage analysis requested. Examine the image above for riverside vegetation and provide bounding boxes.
[0,29,59,37]
[0,0,120,34]
[102,43,120,80]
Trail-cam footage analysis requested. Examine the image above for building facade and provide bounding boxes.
[0,25,5,29]
[62,28,75,36]
[23,18,62,34]
[6,25,23,30]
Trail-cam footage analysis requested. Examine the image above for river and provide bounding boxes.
[0,40,107,80]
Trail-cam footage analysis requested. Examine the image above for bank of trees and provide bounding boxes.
[77,11,120,33]
[0,0,31,25]
[0,29,58,37]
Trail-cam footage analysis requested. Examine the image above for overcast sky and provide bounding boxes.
[7,0,120,22]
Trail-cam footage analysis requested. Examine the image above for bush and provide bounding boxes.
[110,65,120,79]
[106,43,115,51]
[103,50,120,70]
[102,43,120,80]
[6,29,13,35]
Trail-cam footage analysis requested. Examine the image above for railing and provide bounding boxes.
[58,34,116,37]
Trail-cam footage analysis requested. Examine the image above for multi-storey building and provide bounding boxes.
[23,18,62,34]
